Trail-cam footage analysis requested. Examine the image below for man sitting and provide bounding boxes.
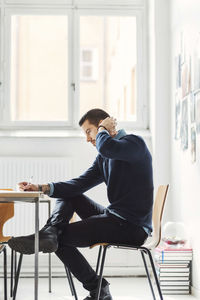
[8,108,153,300]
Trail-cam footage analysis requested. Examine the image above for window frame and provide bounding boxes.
[0,1,148,131]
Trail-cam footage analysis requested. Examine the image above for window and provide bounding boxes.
[10,15,69,122]
[0,2,148,130]
[79,16,139,122]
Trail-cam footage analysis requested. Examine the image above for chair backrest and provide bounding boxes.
[0,189,14,243]
[144,185,169,249]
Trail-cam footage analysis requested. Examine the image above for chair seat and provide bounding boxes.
[0,244,5,253]
[90,241,154,251]
[0,236,12,243]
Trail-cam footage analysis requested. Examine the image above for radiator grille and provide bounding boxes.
[0,157,72,236]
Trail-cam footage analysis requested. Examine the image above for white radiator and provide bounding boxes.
[0,157,73,236]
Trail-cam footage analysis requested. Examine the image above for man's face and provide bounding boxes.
[81,119,100,146]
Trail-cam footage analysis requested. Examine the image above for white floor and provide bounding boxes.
[0,277,198,300]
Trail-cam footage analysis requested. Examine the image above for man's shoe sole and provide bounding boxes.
[8,237,58,255]
[83,296,113,300]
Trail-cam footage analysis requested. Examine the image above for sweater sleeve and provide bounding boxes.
[96,131,146,162]
[51,157,104,198]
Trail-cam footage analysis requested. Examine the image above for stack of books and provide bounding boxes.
[155,246,192,295]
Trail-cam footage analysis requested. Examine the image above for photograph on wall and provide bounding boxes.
[175,54,181,89]
[190,92,195,123]
[180,98,188,150]
[191,127,196,163]
[175,93,181,140]
[181,59,191,98]
[195,91,200,134]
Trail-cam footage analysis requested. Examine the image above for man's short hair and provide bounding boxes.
[79,108,110,127]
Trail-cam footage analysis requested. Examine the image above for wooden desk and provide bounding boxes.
[0,191,42,300]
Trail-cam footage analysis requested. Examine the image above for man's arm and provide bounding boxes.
[96,131,147,162]
[49,157,103,198]
[18,157,104,197]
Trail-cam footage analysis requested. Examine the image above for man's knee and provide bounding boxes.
[50,198,75,226]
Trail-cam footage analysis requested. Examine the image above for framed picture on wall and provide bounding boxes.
[181,60,191,98]
[180,98,188,150]
[191,127,196,163]
[175,93,181,140]
[195,91,200,134]
[175,54,182,89]
[190,92,195,123]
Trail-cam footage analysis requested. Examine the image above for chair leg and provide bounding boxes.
[14,251,17,279]
[145,249,163,300]
[65,266,78,300]
[13,253,23,300]
[96,246,103,275]
[10,249,14,297]
[48,253,52,293]
[141,251,156,300]
[95,245,109,300]
[3,247,7,300]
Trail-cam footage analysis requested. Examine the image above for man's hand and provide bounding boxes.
[18,182,39,192]
[98,117,117,136]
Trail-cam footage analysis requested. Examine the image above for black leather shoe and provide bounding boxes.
[83,282,113,300]
[8,226,58,255]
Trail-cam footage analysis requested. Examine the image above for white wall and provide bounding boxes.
[170,0,200,296]
[149,0,171,223]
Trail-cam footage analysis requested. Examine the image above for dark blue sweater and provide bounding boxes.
[51,130,154,231]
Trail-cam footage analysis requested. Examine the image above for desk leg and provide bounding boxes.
[48,200,52,293]
[35,199,39,300]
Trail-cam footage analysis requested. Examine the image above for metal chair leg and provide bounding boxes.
[10,249,14,297]
[141,251,156,300]
[65,266,78,300]
[3,246,7,300]
[96,246,103,275]
[146,248,163,300]
[14,251,17,279]
[13,253,23,300]
[48,253,52,293]
[95,245,109,300]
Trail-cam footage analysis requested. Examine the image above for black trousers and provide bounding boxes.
[46,194,148,291]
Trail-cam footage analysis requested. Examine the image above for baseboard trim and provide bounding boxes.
[0,266,146,278]
[191,286,200,298]
[0,251,148,277]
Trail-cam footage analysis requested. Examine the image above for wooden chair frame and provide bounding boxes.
[90,185,169,300]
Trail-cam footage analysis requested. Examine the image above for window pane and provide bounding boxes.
[10,15,68,121]
[80,16,137,121]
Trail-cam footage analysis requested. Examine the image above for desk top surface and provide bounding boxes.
[0,191,42,198]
